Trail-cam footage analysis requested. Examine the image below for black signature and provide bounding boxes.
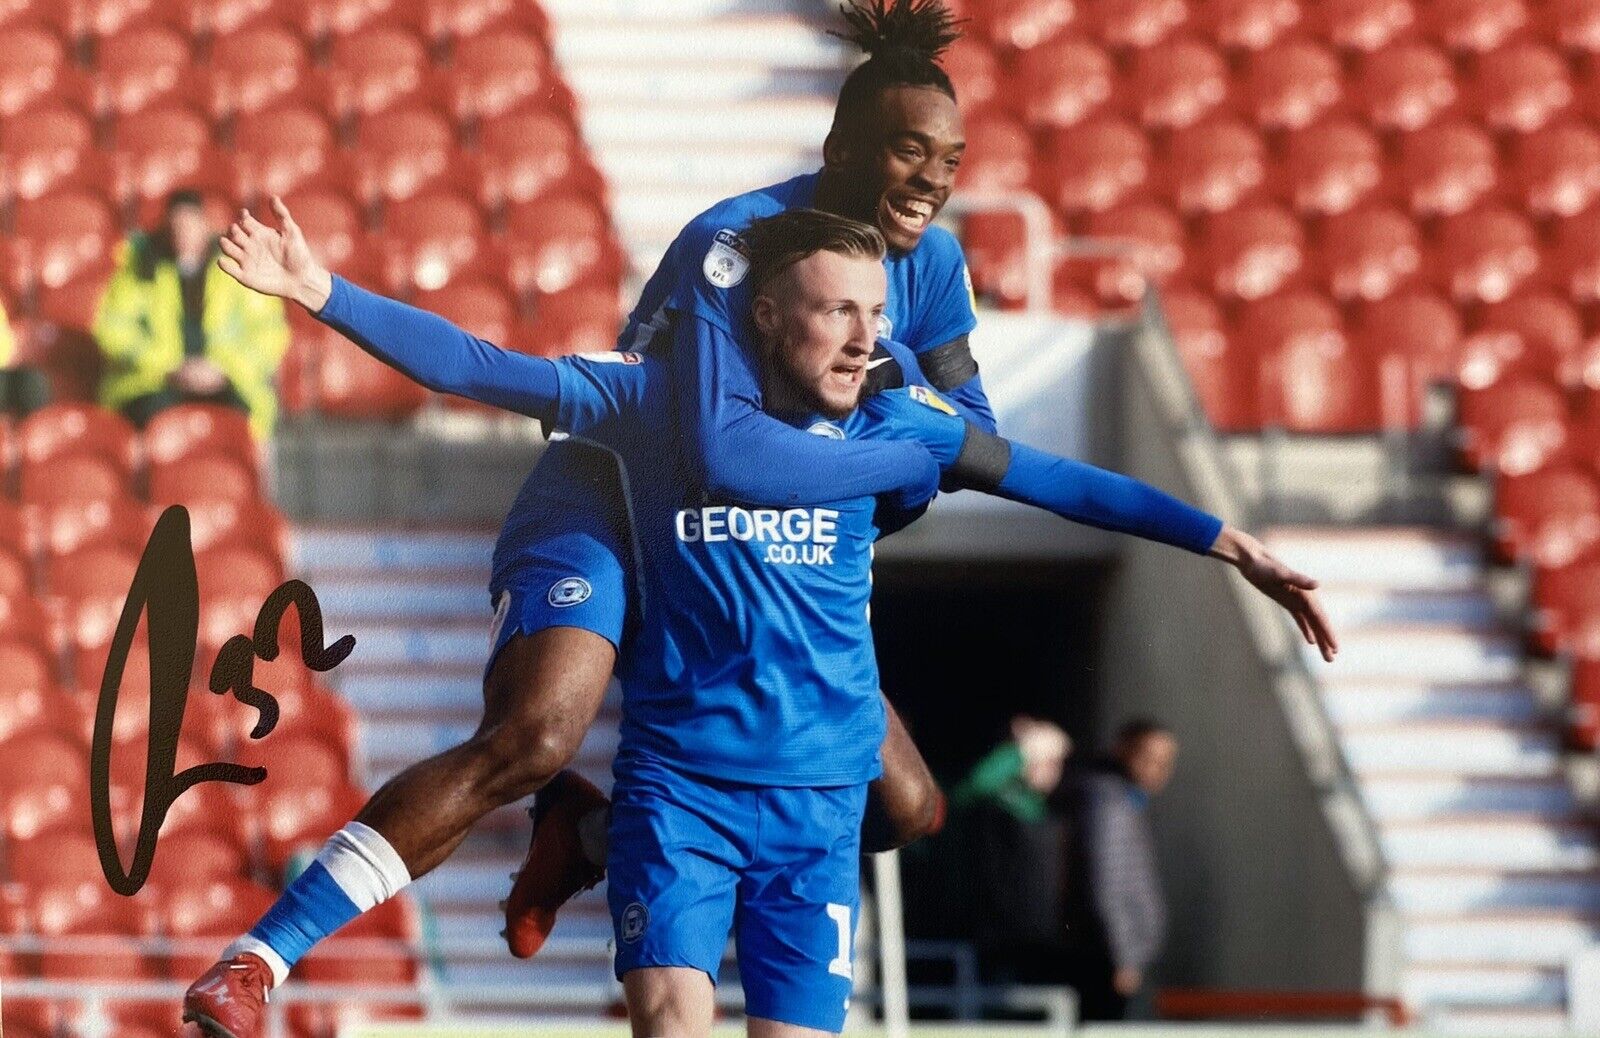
[89,505,355,896]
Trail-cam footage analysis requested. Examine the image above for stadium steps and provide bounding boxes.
[1265,528,1599,1028]
[292,524,624,1016]
[540,0,845,275]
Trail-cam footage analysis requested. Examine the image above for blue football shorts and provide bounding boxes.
[606,753,868,1033]
[486,443,634,677]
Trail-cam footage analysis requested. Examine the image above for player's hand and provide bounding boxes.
[1114,966,1142,997]
[1211,526,1339,663]
[217,196,332,312]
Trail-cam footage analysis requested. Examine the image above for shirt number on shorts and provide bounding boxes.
[826,902,853,980]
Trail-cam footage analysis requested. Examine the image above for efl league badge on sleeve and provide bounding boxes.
[704,229,750,289]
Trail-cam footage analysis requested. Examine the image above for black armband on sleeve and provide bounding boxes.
[950,424,1011,492]
[920,336,979,391]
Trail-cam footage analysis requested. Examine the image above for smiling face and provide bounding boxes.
[826,84,966,253]
[753,249,888,419]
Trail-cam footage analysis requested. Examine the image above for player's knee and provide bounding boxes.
[470,715,580,803]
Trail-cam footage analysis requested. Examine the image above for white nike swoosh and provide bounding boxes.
[866,357,893,369]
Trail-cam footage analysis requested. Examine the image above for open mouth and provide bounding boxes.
[828,362,866,391]
[882,194,936,237]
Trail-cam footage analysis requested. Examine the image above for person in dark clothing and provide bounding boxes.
[952,715,1073,985]
[1064,718,1177,1021]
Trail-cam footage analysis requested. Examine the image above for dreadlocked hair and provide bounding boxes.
[829,0,963,139]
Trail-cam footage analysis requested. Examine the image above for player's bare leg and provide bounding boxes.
[624,967,716,1038]
[748,1017,838,1038]
[862,698,946,852]
[185,626,614,1038]
[353,625,614,875]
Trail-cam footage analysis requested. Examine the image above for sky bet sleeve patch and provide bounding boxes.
[908,383,958,416]
[703,229,750,289]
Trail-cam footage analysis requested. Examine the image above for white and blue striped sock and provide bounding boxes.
[225,821,411,987]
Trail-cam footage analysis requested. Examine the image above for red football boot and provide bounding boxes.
[183,953,274,1038]
[503,769,609,958]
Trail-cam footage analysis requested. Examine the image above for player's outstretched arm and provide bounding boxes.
[217,198,564,421]
[674,315,941,512]
[970,438,1338,662]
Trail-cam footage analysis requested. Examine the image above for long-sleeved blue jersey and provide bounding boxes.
[315,276,1222,787]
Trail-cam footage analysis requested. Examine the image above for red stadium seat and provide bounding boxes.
[972,0,1075,50]
[446,30,549,124]
[0,500,25,555]
[353,107,453,206]
[143,403,257,471]
[167,0,278,38]
[109,107,215,213]
[1512,123,1600,218]
[1124,39,1227,130]
[962,209,1029,309]
[36,265,113,330]
[1161,118,1265,215]
[0,27,65,118]
[378,191,484,292]
[232,105,336,203]
[46,543,139,604]
[47,0,157,44]
[150,453,260,506]
[1473,43,1573,133]
[0,593,56,662]
[7,192,116,294]
[518,283,623,357]
[1549,0,1600,52]
[415,280,513,345]
[1163,286,1260,430]
[1196,0,1301,51]
[411,0,526,47]
[0,639,56,742]
[1085,202,1186,290]
[1240,41,1342,131]
[505,194,616,298]
[258,781,365,874]
[29,496,151,560]
[1089,0,1186,48]
[1395,120,1498,219]
[305,322,430,418]
[1199,202,1305,301]
[1531,555,1600,655]
[1457,377,1569,475]
[1356,43,1458,131]
[1426,0,1528,53]
[208,26,310,121]
[1280,119,1382,218]
[1045,118,1151,215]
[196,543,285,602]
[283,188,362,269]
[292,0,403,42]
[1236,291,1379,431]
[0,106,96,203]
[145,829,251,890]
[956,116,1036,194]
[0,734,90,841]
[1464,292,1586,391]
[165,876,277,976]
[1497,466,1600,566]
[0,545,28,599]
[477,110,582,209]
[1433,207,1541,304]
[327,27,426,123]
[1015,37,1112,129]
[942,38,1000,113]
[1552,207,1600,304]
[93,26,191,120]
[1353,290,1465,386]
[18,402,137,475]
[34,876,157,936]
[1317,206,1422,303]
[1313,0,1415,52]
[20,454,127,507]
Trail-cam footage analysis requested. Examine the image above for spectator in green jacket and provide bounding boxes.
[94,189,289,439]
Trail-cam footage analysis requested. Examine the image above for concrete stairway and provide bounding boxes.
[1268,528,1600,1036]
[292,525,662,1019]
[541,0,847,275]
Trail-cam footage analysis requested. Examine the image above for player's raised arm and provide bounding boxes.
[218,197,565,422]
